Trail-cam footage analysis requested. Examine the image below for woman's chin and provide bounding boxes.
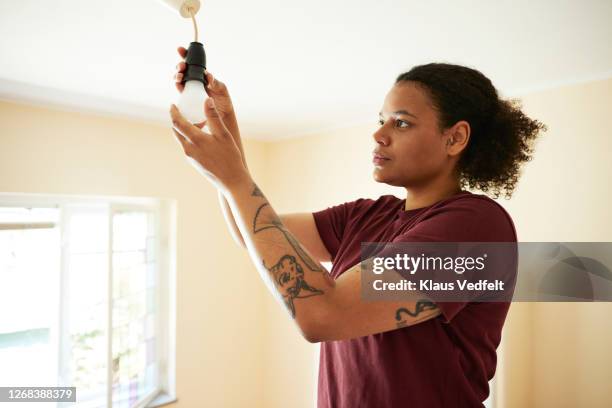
[373,170,406,187]
[372,169,390,183]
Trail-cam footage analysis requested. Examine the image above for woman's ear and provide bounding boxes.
[446,120,470,156]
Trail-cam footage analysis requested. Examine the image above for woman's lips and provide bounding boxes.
[372,154,390,165]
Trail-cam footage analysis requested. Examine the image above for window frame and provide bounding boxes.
[0,193,177,408]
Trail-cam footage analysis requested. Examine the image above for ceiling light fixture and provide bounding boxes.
[158,0,207,124]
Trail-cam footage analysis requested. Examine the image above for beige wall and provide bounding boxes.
[502,77,612,408]
[0,101,270,407]
[1,75,611,407]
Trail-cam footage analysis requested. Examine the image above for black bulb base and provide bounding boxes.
[182,41,207,86]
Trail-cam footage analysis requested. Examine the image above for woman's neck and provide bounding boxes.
[404,179,463,211]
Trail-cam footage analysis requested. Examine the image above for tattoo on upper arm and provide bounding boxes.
[264,254,324,318]
[395,300,439,328]
[252,198,325,274]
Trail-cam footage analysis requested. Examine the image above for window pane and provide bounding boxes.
[65,209,108,408]
[0,202,164,408]
[0,207,60,387]
[112,212,157,406]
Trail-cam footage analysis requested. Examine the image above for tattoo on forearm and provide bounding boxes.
[264,254,324,318]
[248,181,332,317]
[251,184,264,198]
[395,300,438,328]
[252,201,325,273]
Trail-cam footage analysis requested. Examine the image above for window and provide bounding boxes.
[0,194,176,408]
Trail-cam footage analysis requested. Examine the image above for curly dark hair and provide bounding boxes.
[396,63,547,199]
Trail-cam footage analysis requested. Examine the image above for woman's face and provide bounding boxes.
[372,81,461,188]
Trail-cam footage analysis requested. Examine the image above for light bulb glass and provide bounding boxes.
[177,80,206,124]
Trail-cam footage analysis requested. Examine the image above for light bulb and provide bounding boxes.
[177,80,206,123]
[176,41,208,124]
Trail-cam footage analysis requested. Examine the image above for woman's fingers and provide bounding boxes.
[205,71,229,97]
[170,104,204,145]
[175,48,217,93]
[203,72,215,97]
[174,48,187,93]
[193,120,207,129]
[174,46,227,101]
[176,61,186,71]
[174,72,184,92]
[172,128,194,156]
[205,71,214,89]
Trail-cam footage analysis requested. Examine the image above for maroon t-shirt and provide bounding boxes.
[312,191,517,408]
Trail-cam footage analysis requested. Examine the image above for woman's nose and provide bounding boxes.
[372,127,389,146]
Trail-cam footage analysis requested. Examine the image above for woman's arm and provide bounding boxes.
[170,98,441,344]
[221,195,332,265]
[222,175,441,343]
[175,54,331,260]
[218,189,247,247]
[175,46,251,249]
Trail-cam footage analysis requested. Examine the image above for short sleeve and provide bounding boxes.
[312,198,369,262]
[432,302,466,324]
[372,196,517,324]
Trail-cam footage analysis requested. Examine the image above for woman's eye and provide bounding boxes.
[396,119,411,128]
[378,118,412,128]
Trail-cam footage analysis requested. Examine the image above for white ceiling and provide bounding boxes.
[1,0,611,140]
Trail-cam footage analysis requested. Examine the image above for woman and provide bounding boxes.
[171,47,546,407]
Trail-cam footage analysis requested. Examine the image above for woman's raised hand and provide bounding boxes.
[174,46,247,167]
